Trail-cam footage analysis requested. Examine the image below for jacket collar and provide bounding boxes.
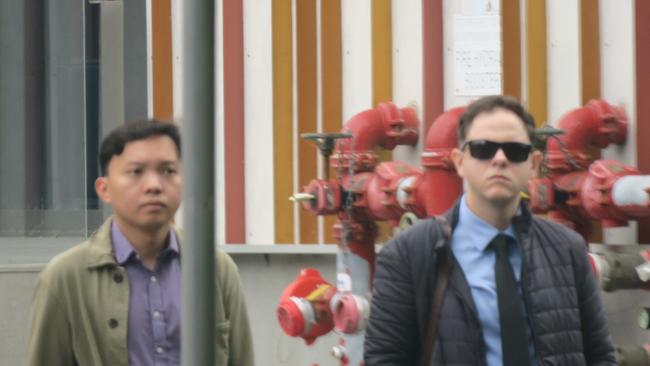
[85,218,184,270]
[430,197,462,253]
[439,196,532,246]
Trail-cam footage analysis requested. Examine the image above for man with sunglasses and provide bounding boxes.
[365,95,615,366]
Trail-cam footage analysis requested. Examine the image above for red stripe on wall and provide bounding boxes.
[152,0,173,119]
[223,0,246,244]
[636,1,650,243]
[422,0,444,131]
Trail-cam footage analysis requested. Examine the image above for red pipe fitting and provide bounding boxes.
[530,160,650,235]
[418,107,465,216]
[546,100,627,176]
[580,160,650,227]
[332,293,370,334]
[345,161,423,225]
[331,102,419,173]
[528,177,556,213]
[301,180,342,216]
[277,269,337,345]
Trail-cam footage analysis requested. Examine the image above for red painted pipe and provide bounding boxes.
[338,102,419,151]
[546,100,627,176]
[418,107,465,216]
[332,103,419,172]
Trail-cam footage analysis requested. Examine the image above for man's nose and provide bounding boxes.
[492,148,509,163]
[143,172,163,192]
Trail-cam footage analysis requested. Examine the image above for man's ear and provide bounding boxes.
[451,147,465,178]
[530,150,543,178]
[95,177,112,204]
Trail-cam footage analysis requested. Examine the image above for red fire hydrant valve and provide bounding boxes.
[277,269,336,345]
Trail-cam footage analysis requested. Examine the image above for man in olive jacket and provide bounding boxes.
[364,96,615,365]
[28,120,254,366]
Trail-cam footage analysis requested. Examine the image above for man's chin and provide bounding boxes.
[485,191,519,206]
[138,218,171,232]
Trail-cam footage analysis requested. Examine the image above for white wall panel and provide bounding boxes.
[600,0,637,244]
[546,0,580,124]
[244,0,275,244]
[392,0,424,166]
[341,0,372,122]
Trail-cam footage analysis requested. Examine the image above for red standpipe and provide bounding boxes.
[545,99,627,178]
[332,102,419,173]
[417,107,466,216]
[528,100,636,237]
[281,104,468,362]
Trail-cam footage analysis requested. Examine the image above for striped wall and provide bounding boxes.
[166,0,648,246]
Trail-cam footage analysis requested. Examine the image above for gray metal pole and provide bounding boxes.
[181,0,216,364]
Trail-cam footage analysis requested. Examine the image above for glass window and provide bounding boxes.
[0,1,102,238]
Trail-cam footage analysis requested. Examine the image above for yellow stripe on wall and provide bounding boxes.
[526,0,547,127]
[273,0,294,244]
[372,0,393,108]
[581,0,602,244]
[581,0,601,103]
[502,0,522,99]
[297,0,318,244]
[371,0,393,242]
[321,0,342,244]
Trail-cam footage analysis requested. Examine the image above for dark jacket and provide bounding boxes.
[364,200,616,366]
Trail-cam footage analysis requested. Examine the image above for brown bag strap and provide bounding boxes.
[418,216,453,366]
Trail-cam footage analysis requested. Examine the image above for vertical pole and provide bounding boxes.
[180,0,215,364]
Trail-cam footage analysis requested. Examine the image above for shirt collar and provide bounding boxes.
[111,220,180,265]
[458,194,517,252]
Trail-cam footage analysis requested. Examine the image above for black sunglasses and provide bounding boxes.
[461,140,532,163]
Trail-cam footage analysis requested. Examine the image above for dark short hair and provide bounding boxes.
[99,119,181,176]
[457,95,536,146]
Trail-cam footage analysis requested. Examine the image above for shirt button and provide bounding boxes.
[153,311,161,318]
[156,346,165,354]
[113,273,124,283]
[109,318,119,328]
[150,276,157,283]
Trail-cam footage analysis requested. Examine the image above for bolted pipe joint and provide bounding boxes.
[295,179,342,216]
[363,161,424,225]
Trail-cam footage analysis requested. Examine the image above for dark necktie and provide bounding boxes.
[493,234,530,366]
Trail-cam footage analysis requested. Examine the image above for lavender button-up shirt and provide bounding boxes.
[112,221,182,366]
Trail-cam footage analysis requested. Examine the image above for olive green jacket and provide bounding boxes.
[27,218,254,366]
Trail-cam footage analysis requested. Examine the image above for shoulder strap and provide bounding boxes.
[418,215,453,366]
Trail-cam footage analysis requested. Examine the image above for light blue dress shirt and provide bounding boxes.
[451,195,537,366]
